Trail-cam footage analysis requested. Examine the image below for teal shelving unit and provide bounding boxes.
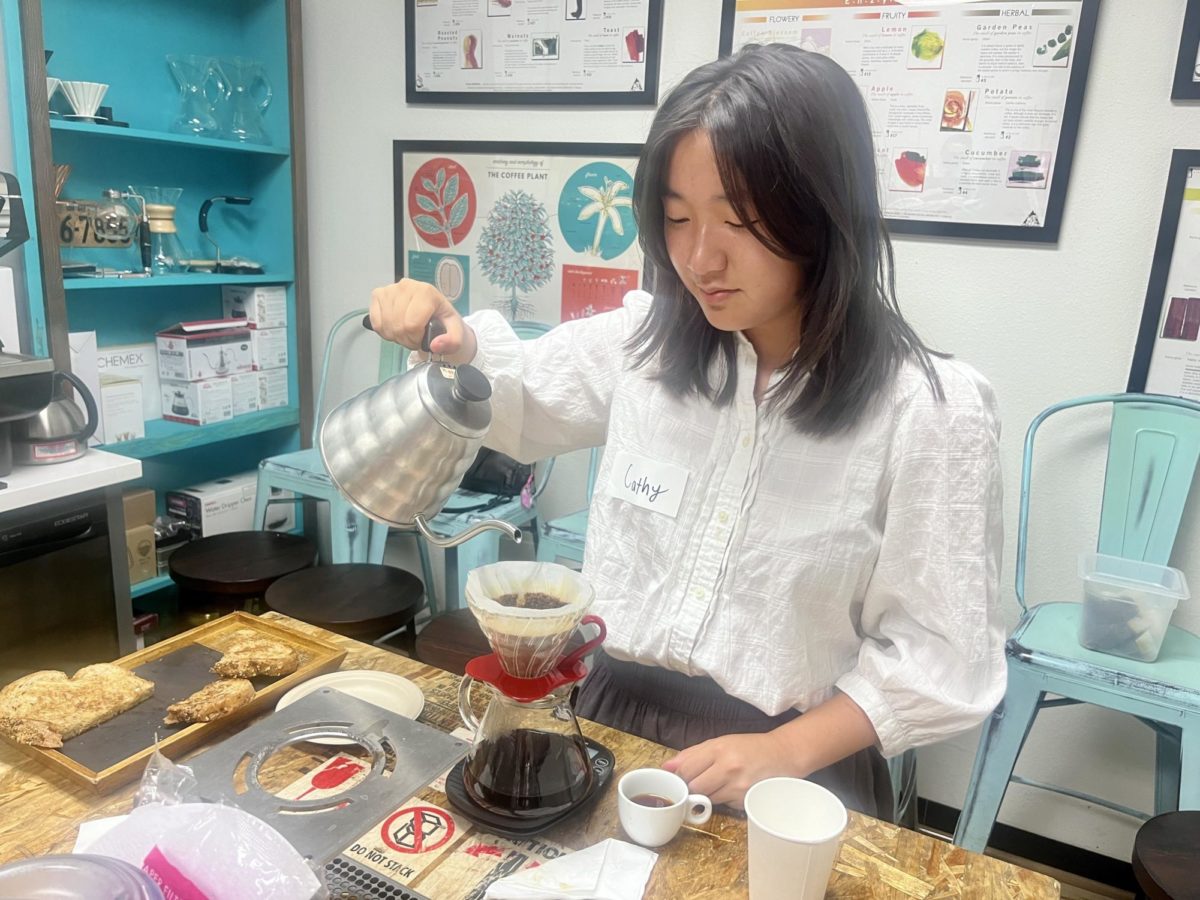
[4,0,311,599]
[49,119,292,156]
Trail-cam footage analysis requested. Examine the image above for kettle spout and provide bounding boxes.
[414,514,523,549]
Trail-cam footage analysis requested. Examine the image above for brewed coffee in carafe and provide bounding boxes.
[462,687,592,819]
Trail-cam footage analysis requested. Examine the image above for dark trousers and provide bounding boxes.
[576,651,895,822]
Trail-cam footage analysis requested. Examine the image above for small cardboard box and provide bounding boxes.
[257,368,290,410]
[230,372,259,417]
[122,488,156,529]
[97,342,161,419]
[156,320,253,382]
[99,374,145,444]
[161,377,233,426]
[68,330,104,447]
[222,284,288,329]
[250,328,288,370]
[167,471,295,537]
[125,524,156,585]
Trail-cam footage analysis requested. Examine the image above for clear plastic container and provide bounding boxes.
[0,854,164,899]
[1077,552,1188,662]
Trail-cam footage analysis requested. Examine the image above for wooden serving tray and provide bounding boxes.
[0,612,346,793]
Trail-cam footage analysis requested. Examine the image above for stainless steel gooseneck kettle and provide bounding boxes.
[318,317,522,549]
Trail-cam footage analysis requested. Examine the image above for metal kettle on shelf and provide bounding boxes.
[318,317,522,549]
[11,368,98,465]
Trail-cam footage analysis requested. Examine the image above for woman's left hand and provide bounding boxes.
[662,731,800,809]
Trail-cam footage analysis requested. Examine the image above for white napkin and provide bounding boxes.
[484,839,658,900]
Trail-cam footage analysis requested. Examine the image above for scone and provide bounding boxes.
[211,630,300,678]
[0,664,154,747]
[164,679,255,725]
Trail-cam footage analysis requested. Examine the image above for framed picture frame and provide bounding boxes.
[718,0,1099,243]
[1127,149,1200,397]
[1173,0,1200,101]
[404,0,663,106]
[394,140,645,327]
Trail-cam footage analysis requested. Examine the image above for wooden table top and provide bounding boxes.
[0,613,1060,898]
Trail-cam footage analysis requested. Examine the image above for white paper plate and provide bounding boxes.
[276,670,425,745]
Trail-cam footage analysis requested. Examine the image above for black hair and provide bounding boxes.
[628,43,943,434]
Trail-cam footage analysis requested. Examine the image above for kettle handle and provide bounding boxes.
[360,314,446,353]
[458,674,481,733]
[58,369,98,443]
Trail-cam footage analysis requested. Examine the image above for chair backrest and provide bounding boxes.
[377,337,407,383]
[312,307,371,446]
[585,447,601,502]
[1015,393,1200,611]
[511,320,551,341]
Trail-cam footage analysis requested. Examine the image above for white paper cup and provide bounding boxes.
[617,768,711,848]
[745,778,847,900]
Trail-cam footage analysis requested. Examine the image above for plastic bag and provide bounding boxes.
[84,803,324,899]
[77,750,327,899]
[133,748,197,808]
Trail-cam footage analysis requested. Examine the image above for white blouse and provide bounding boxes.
[467,291,1007,758]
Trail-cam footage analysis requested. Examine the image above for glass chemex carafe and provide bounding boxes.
[166,54,224,137]
[216,57,272,144]
[131,186,187,274]
[456,562,606,820]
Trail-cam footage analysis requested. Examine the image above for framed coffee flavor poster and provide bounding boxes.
[719,0,1099,243]
[405,0,663,105]
[394,141,644,327]
[1127,150,1200,398]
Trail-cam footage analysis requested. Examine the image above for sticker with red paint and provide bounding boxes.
[414,832,571,900]
[275,754,370,802]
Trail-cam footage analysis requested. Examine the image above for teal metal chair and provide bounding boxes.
[254,309,398,565]
[379,321,555,614]
[954,393,1200,853]
[536,447,602,568]
[254,311,429,593]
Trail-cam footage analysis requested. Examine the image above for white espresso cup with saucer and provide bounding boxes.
[617,768,712,848]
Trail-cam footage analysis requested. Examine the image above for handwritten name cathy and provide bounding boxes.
[623,465,670,503]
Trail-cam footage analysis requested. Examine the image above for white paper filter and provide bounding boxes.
[466,561,594,678]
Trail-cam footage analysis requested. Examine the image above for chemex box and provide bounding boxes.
[156,319,253,382]
[222,284,288,329]
[161,377,233,426]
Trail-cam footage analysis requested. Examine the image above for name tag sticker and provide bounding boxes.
[609,451,689,518]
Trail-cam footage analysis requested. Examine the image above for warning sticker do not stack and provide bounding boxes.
[346,800,470,884]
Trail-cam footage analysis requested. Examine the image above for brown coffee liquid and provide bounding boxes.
[631,793,672,808]
[463,729,593,819]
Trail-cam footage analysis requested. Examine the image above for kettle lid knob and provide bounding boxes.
[453,364,492,403]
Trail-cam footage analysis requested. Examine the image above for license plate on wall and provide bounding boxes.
[56,200,132,248]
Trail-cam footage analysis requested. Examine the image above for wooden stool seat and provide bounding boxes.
[413,608,492,676]
[1133,811,1200,900]
[169,531,316,602]
[266,564,425,649]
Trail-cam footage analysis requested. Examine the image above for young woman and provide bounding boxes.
[370,43,1006,821]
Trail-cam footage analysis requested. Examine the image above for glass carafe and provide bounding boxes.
[133,186,187,275]
[217,58,272,144]
[458,681,593,819]
[166,54,225,137]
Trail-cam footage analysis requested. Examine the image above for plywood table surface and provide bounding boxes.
[0,612,1059,898]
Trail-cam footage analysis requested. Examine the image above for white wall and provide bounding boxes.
[302,0,1200,860]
